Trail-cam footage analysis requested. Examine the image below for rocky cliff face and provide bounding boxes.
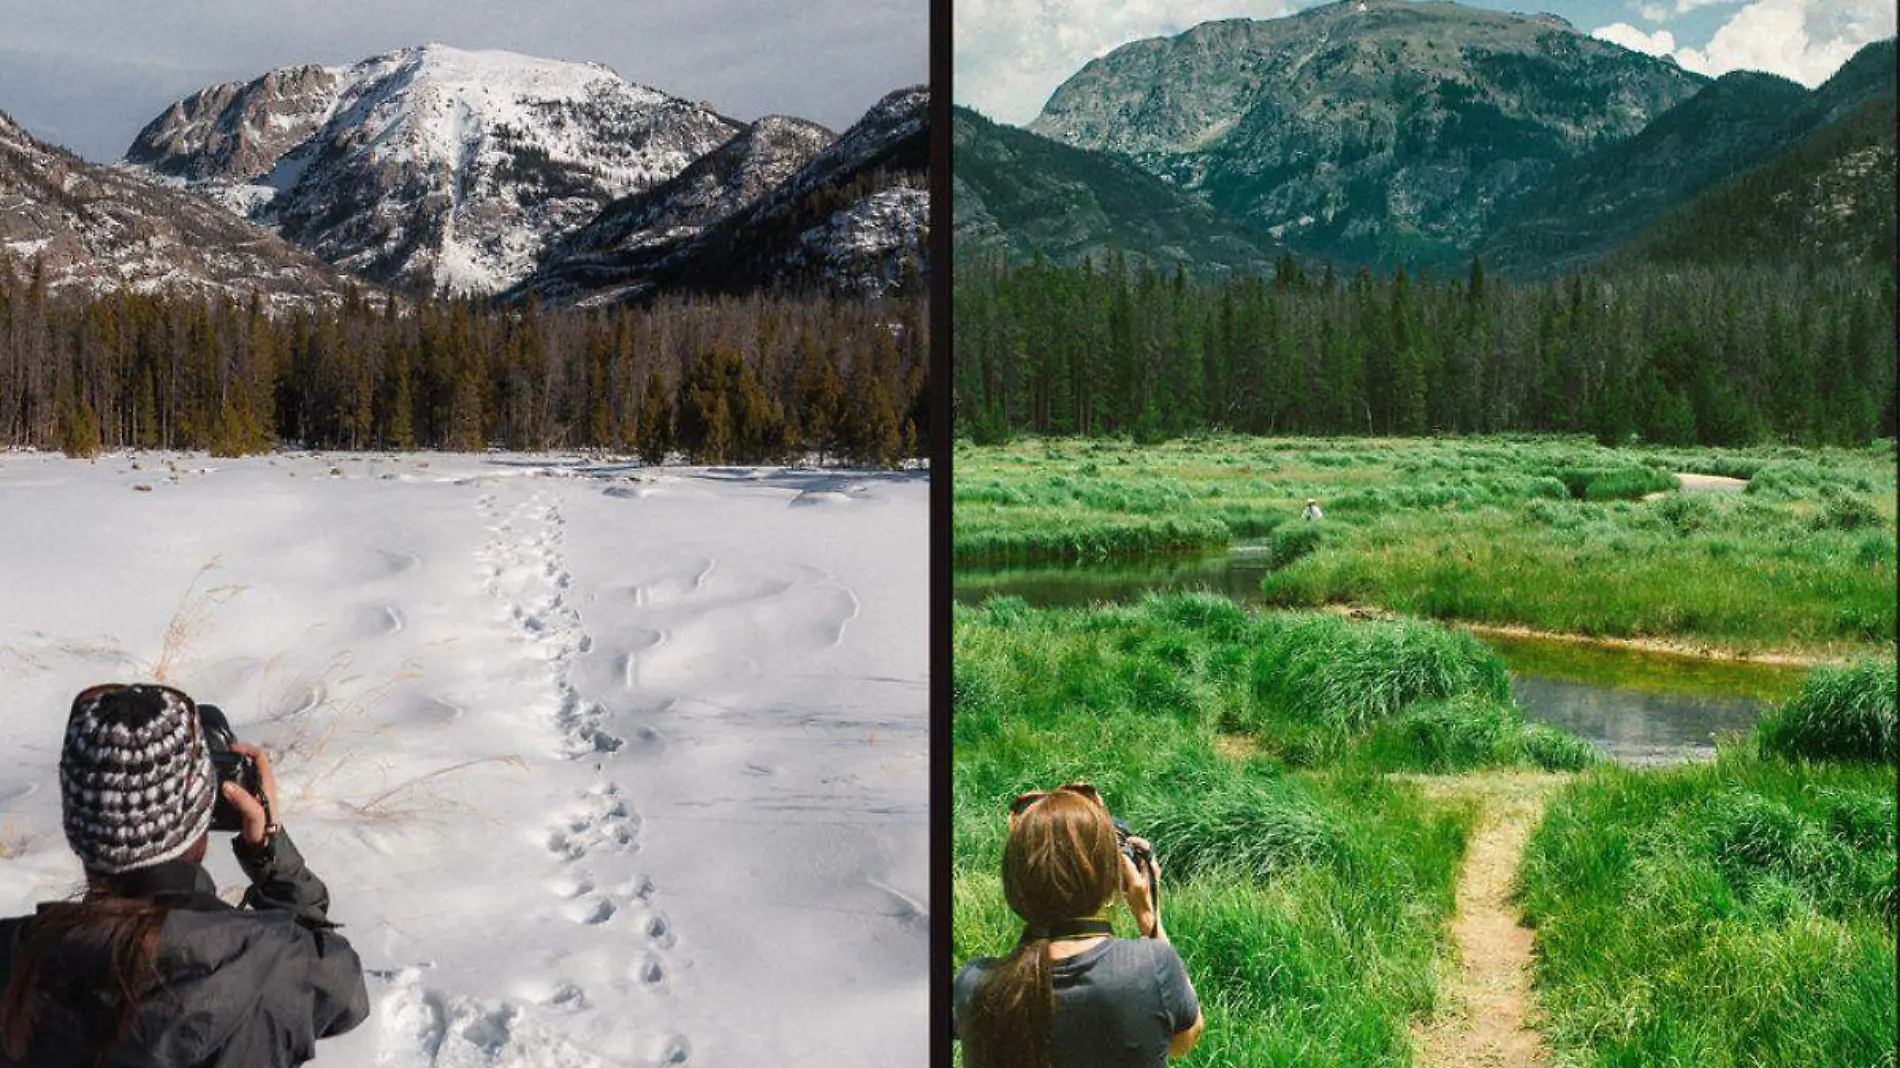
[123,44,742,296]
[125,65,344,183]
[0,110,353,306]
[1029,0,1706,267]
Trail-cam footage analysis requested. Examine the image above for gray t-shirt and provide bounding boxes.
[952,938,1200,1068]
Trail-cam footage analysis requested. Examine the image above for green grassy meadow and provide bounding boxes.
[954,435,1896,657]
[954,434,1897,1067]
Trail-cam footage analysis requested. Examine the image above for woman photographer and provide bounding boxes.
[0,684,368,1067]
[954,784,1204,1068]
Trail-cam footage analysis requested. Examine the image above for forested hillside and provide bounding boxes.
[0,266,926,465]
[1617,92,1896,269]
[954,256,1893,447]
[952,106,1284,275]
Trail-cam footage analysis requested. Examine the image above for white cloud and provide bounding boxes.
[1596,0,1892,85]
[954,0,1298,126]
[1593,21,1679,54]
[1637,5,1672,23]
[1671,0,1895,84]
[1672,0,1746,15]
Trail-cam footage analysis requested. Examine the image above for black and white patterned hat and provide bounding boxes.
[60,684,215,875]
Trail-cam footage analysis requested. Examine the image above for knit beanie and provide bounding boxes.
[59,684,216,875]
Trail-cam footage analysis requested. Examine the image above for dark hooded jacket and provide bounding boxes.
[0,830,369,1067]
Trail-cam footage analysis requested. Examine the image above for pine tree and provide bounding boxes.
[636,371,672,465]
[840,359,903,467]
[676,347,741,464]
[793,330,844,460]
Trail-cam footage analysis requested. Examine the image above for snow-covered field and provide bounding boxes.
[0,450,927,1067]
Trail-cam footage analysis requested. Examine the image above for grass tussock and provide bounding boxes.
[953,594,1505,1065]
[1519,752,1895,1067]
[1756,658,1897,764]
[1358,695,1602,774]
[1244,613,1510,735]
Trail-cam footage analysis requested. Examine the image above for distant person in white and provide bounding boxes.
[1303,498,1323,522]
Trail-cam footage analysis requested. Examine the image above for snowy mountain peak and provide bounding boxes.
[348,42,642,107]
[124,45,741,296]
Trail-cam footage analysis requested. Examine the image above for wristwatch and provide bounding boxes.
[234,823,282,871]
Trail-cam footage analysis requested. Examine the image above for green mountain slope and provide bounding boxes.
[1482,71,1810,277]
[1617,89,1895,269]
[1491,37,1896,276]
[953,107,1285,276]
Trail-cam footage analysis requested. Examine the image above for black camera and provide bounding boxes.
[197,703,267,832]
[1113,816,1159,909]
[1112,816,1152,864]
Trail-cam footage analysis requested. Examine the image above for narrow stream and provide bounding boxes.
[956,541,1799,765]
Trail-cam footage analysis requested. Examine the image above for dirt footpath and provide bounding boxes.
[1406,772,1569,1068]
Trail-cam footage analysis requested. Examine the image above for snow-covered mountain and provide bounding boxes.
[124,44,742,296]
[537,114,835,271]
[522,86,929,306]
[0,110,354,306]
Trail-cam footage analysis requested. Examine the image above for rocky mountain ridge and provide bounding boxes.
[0,110,355,306]
[534,114,836,281]
[521,85,928,305]
[124,44,742,296]
[1029,0,1707,268]
[1485,37,1897,275]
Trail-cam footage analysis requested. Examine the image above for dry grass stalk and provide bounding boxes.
[151,559,244,683]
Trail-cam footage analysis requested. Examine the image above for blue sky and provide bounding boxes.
[955,0,1896,125]
[0,0,927,162]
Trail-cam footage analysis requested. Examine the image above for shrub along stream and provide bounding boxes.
[1518,661,1896,1067]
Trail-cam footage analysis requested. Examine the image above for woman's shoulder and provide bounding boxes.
[1097,935,1183,962]
[160,902,337,970]
[1073,936,1187,983]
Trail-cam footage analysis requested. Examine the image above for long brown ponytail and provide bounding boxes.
[1,880,179,1065]
[964,789,1122,1068]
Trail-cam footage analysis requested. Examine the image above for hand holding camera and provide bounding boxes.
[198,703,280,848]
[1114,817,1162,939]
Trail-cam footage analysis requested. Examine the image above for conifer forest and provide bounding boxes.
[0,270,928,466]
[953,254,1896,447]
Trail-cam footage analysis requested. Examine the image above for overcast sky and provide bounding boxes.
[0,0,928,162]
[956,0,1895,125]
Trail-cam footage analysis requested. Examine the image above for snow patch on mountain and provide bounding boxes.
[125,44,741,296]
[797,185,928,298]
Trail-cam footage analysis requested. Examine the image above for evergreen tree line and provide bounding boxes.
[0,267,927,466]
[955,253,1896,447]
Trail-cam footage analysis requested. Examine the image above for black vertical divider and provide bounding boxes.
[928,0,955,1061]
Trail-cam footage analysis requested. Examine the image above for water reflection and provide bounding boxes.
[1509,675,1761,766]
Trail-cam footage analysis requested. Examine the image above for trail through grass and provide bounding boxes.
[1408,773,1567,1068]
